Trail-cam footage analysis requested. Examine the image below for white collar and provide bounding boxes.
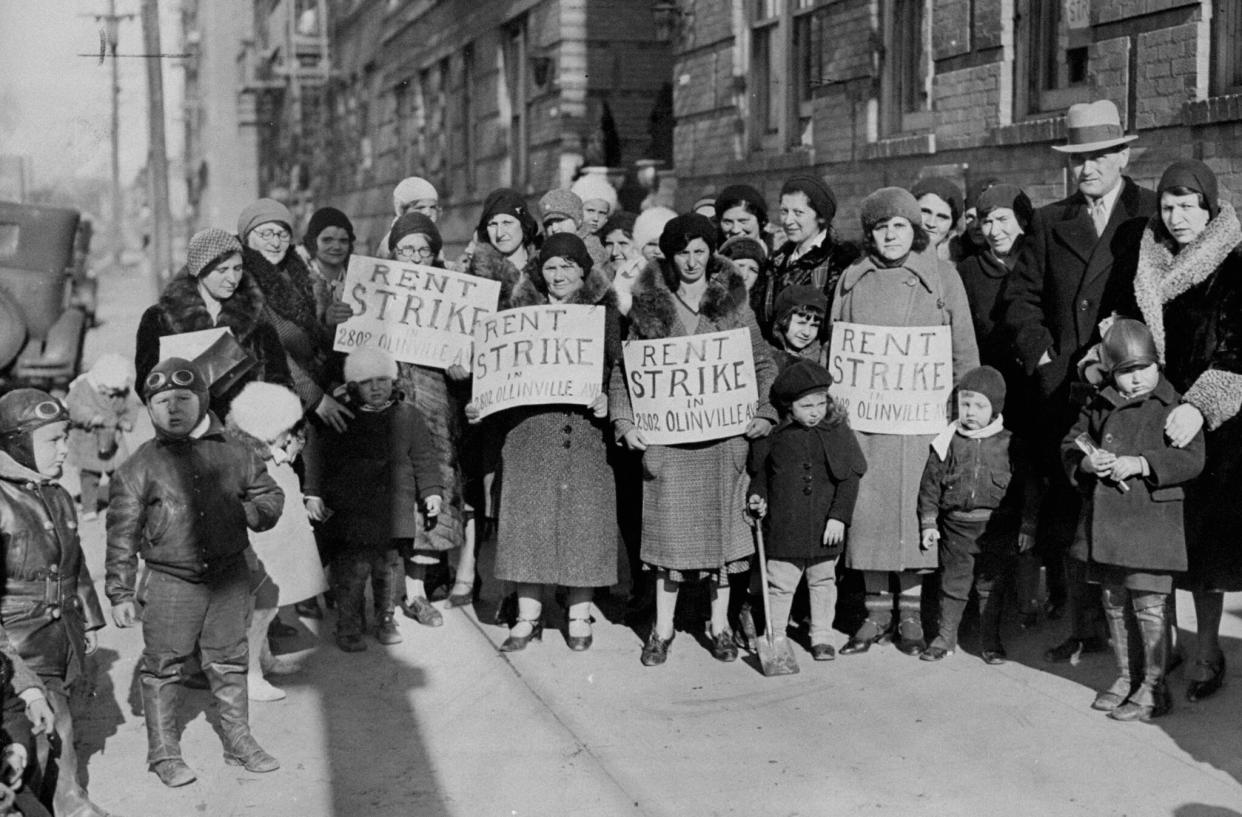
[189,415,211,439]
[789,230,828,262]
[1088,182,1123,221]
[930,415,1005,459]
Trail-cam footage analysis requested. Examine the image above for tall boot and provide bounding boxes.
[840,593,892,655]
[895,594,925,656]
[140,669,197,786]
[45,687,110,817]
[207,662,280,773]
[921,594,965,661]
[1093,587,1137,712]
[1111,593,1172,721]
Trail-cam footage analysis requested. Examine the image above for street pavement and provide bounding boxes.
[64,261,1242,816]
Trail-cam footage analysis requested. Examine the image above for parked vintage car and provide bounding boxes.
[0,201,91,392]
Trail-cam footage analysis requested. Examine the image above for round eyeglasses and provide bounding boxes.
[394,245,436,261]
[253,227,291,243]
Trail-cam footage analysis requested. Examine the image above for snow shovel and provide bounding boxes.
[753,522,800,676]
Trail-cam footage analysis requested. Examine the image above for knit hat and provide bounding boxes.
[539,189,584,227]
[86,353,135,391]
[1157,159,1219,221]
[975,184,1034,231]
[658,213,718,260]
[691,190,718,214]
[911,177,964,224]
[143,357,210,405]
[237,198,294,242]
[773,285,827,322]
[388,211,443,257]
[187,228,243,279]
[956,365,1006,415]
[771,359,833,405]
[304,207,355,252]
[781,175,837,223]
[966,176,1002,211]
[0,389,69,471]
[392,176,439,216]
[601,211,637,238]
[715,185,768,225]
[475,188,539,246]
[860,187,923,233]
[226,382,303,444]
[633,206,677,251]
[538,233,594,273]
[570,175,618,210]
[1101,318,1158,374]
[719,235,768,265]
[344,347,399,383]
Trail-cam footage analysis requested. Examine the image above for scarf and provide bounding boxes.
[1133,202,1242,362]
[242,247,322,339]
[930,414,1005,460]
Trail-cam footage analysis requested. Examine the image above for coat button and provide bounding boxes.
[1079,299,1090,310]
[563,440,572,449]
[803,486,813,495]
[564,424,573,433]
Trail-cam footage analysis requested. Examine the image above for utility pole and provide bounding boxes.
[87,1,134,273]
[141,0,173,286]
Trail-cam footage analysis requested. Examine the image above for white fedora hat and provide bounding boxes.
[1052,99,1138,153]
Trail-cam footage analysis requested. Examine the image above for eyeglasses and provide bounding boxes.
[253,228,291,243]
[394,245,436,261]
[145,369,197,391]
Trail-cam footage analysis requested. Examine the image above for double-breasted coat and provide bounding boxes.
[1061,377,1205,571]
[610,256,779,572]
[830,249,979,572]
[492,269,623,587]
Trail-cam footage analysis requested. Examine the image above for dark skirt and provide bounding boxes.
[1178,426,1242,593]
[1089,563,1174,594]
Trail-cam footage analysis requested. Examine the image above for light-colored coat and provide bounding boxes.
[830,249,979,571]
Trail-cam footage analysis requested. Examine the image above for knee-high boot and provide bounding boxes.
[45,687,109,817]
[1112,593,1173,721]
[1094,586,1137,711]
[206,660,280,772]
[139,671,184,767]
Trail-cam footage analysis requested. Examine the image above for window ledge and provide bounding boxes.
[1184,94,1242,126]
[991,115,1063,147]
[861,132,935,160]
[728,148,815,175]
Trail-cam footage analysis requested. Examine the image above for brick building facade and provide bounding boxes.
[253,0,675,253]
[670,0,1242,237]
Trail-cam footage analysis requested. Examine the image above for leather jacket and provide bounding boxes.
[105,415,284,603]
[0,452,105,685]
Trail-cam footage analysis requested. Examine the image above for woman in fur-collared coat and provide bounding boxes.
[830,187,979,657]
[484,234,623,652]
[1132,159,1242,703]
[609,214,778,667]
[135,228,292,418]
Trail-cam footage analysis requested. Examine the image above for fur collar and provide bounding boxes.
[467,242,530,308]
[157,269,267,339]
[509,266,616,309]
[627,254,749,339]
[1134,202,1242,361]
[242,246,320,334]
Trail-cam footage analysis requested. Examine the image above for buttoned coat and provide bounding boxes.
[1003,177,1158,403]
[829,249,979,572]
[1061,377,1205,570]
[492,269,623,587]
[610,255,779,571]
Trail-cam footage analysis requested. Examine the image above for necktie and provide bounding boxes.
[1089,198,1109,236]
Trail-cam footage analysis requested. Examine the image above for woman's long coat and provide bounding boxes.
[830,249,980,572]
[1134,201,1242,591]
[492,269,623,587]
[609,255,779,571]
[134,269,292,417]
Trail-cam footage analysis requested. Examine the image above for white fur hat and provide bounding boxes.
[570,175,618,210]
[86,353,136,390]
[344,347,398,384]
[226,382,303,444]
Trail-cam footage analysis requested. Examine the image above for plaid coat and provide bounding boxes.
[610,255,778,570]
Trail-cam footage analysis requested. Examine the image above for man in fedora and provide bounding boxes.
[1003,99,1158,663]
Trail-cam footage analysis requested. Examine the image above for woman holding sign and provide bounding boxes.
[476,234,622,651]
[830,187,978,657]
[611,214,778,667]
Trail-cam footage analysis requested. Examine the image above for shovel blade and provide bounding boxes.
[756,635,800,676]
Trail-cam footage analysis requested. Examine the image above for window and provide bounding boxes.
[501,16,530,189]
[750,0,822,151]
[751,16,781,147]
[880,0,932,135]
[791,0,826,147]
[462,44,476,191]
[1014,0,1091,116]
[1213,1,1242,95]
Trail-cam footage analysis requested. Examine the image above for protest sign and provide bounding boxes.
[622,328,758,445]
[333,255,501,370]
[471,305,605,418]
[828,322,953,434]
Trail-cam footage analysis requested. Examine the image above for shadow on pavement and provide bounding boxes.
[71,648,125,790]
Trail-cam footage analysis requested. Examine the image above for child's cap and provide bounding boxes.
[719,235,768,265]
[1101,318,1158,374]
[87,352,136,390]
[227,382,303,444]
[773,285,827,324]
[771,359,833,404]
[344,347,399,384]
[956,365,1006,415]
[538,189,584,227]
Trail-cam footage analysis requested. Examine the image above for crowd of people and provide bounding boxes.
[0,96,1238,813]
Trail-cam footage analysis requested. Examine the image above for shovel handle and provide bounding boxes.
[753,522,778,648]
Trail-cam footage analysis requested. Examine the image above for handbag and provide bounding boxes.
[192,332,258,399]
